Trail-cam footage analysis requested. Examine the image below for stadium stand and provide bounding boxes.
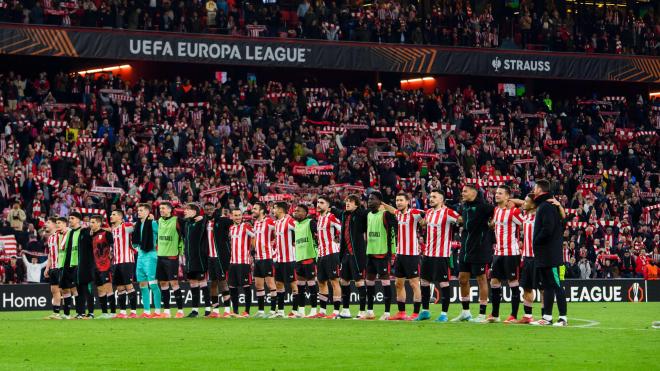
[0,0,657,54]
[0,69,658,283]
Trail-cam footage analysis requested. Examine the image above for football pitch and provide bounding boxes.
[2,303,658,370]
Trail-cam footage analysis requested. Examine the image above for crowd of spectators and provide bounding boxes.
[0,0,658,54]
[0,68,659,283]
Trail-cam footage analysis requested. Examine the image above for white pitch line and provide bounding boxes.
[570,318,600,328]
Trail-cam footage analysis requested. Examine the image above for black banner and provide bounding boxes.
[0,25,659,83]
[1,279,657,311]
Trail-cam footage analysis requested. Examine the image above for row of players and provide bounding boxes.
[44,179,568,325]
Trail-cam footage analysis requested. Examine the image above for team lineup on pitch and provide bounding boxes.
[35,180,577,326]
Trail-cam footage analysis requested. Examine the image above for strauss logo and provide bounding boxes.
[492,57,502,72]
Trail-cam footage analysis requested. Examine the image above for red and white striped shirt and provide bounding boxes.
[316,213,341,257]
[563,248,571,263]
[522,212,535,257]
[253,216,275,260]
[230,222,254,264]
[274,215,296,263]
[112,223,136,264]
[207,220,217,258]
[424,207,460,257]
[395,208,423,255]
[493,207,523,256]
[47,232,63,268]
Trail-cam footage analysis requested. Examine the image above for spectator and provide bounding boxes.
[578,257,593,279]
[206,0,217,27]
[634,249,649,278]
[20,251,46,283]
[7,201,26,231]
[3,256,25,284]
[565,257,581,279]
[644,260,659,280]
[619,250,636,278]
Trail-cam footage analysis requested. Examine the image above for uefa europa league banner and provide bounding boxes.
[1,280,656,311]
[0,24,659,83]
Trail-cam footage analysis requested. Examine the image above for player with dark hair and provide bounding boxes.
[252,202,278,318]
[89,215,115,319]
[506,193,542,324]
[364,191,397,320]
[418,190,460,322]
[487,185,524,323]
[132,203,161,318]
[387,192,424,321]
[272,202,299,318]
[228,209,255,317]
[203,202,233,318]
[315,196,342,319]
[63,212,94,319]
[55,217,76,319]
[338,194,369,319]
[293,203,319,318]
[531,179,568,326]
[157,202,185,318]
[453,184,494,323]
[182,203,209,318]
[44,217,63,319]
[111,209,138,318]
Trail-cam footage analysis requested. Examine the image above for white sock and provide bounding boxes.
[224,307,230,313]
[333,310,339,315]
[320,308,326,315]
[367,310,374,315]
[309,308,317,316]
[462,310,471,315]
[524,314,532,318]
[131,310,136,314]
[120,310,126,315]
[205,307,211,312]
[441,311,447,316]
[213,308,220,314]
[258,310,264,314]
[192,308,198,313]
[154,309,161,314]
[383,312,390,316]
[177,309,184,314]
[543,315,553,321]
[164,309,170,315]
[559,316,567,321]
[299,307,305,316]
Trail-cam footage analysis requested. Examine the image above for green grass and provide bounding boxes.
[1,303,659,370]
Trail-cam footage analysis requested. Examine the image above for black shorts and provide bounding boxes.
[218,254,230,276]
[420,256,450,282]
[520,257,537,290]
[59,267,77,289]
[94,270,112,286]
[458,260,487,277]
[156,257,179,281]
[186,271,205,280]
[48,268,61,286]
[340,254,366,282]
[366,255,391,279]
[535,266,562,291]
[395,255,420,279]
[113,262,135,285]
[317,253,340,281]
[253,259,274,278]
[491,255,521,282]
[228,263,252,287]
[275,262,296,284]
[295,260,317,281]
[208,257,226,281]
